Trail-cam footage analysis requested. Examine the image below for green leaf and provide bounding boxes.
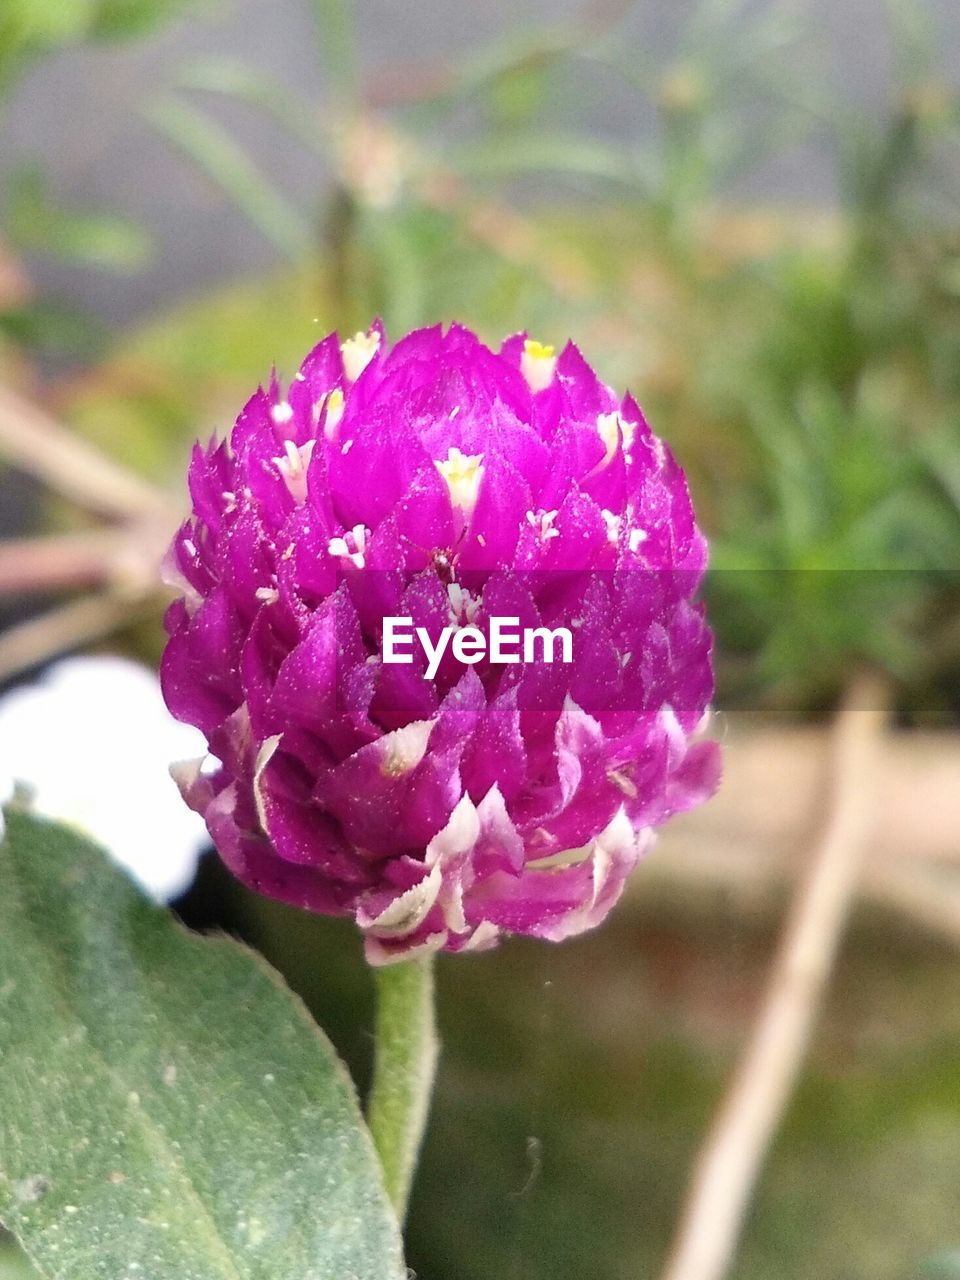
[0,810,406,1280]
[0,300,109,360]
[920,1249,960,1279]
[146,97,314,261]
[173,58,322,153]
[5,167,153,272]
[0,0,190,101]
[448,132,652,189]
[0,1234,39,1279]
[89,0,196,41]
[308,0,356,101]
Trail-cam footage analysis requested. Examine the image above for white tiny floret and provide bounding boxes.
[380,721,435,779]
[525,508,560,541]
[597,412,621,463]
[447,582,480,624]
[600,509,621,542]
[321,387,345,440]
[620,415,638,454]
[520,338,557,392]
[327,523,369,569]
[270,400,294,427]
[254,585,280,605]
[462,919,501,951]
[594,411,638,471]
[435,447,485,518]
[341,328,381,382]
[628,528,648,554]
[272,438,315,503]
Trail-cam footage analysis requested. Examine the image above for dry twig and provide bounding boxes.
[0,385,165,520]
[866,862,960,952]
[660,670,892,1280]
[0,500,173,599]
[0,528,154,596]
[0,589,155,685]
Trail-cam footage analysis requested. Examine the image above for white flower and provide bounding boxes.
[0,656,211,902]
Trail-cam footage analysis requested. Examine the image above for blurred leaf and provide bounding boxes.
[174,56,323,151]
[449,132,652,189]
[0,809,406,1280]
[0,0,95,49]
[0,300,108,359]
[920,1250,960,1279]
[886,0,936,86]
[360,208,428,336]
[4,167,152,271]
[0,0,191,98]
[919,429,960,523]
[436,29,586,109]
[0,1235,38,1280]
[147,96,315,260]
[309,0,356,101]
[89,0,196,41]
[487,59,550,126]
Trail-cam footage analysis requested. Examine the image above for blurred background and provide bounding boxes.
[1,0,959,1277]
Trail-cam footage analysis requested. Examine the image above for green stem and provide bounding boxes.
[367,955,438,1222]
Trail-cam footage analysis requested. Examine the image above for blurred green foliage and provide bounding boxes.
[923,1251,960,1279]
[0,0,193,98]
[54,0,959,717]
[0,0,181,361]
[0,1235,36,1280]
[69,0,960,716]
[1,0,959,719]
[5,166,153,271]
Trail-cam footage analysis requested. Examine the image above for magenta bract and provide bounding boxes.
[161,323,719,963]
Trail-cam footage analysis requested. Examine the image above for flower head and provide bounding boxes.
[161,322,719,963]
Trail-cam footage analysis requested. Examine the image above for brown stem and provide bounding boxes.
[0,589,155,684]
[660,670,892,1280]
[867,863,960,951]
[0,530,153,596]
[0,385,165,520]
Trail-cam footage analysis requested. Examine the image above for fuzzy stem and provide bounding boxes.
[368,954,438,1222]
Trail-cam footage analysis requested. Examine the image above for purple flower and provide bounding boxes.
[161,323,719,963]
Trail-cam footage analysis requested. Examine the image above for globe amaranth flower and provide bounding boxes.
[161,322,719,963]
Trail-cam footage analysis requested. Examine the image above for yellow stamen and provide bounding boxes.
[521,337,557,392]
[435,447,485,517]
[322,386,345,440]
[341,329,380,382]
